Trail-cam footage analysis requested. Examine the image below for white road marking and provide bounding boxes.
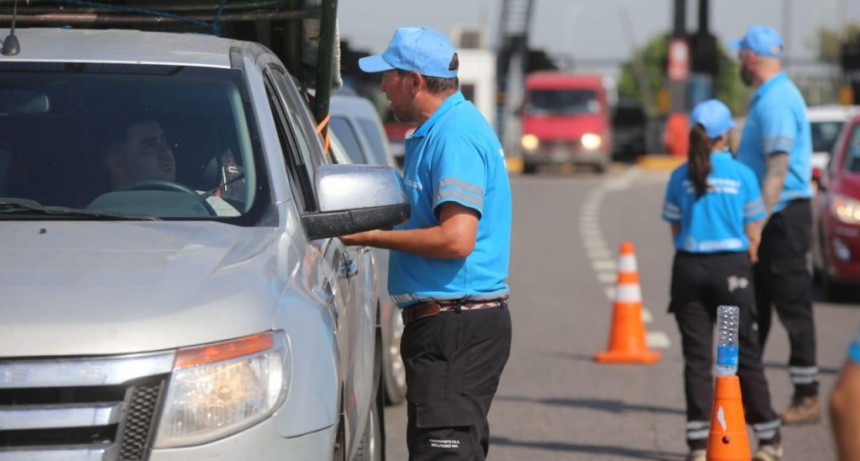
[646,331,672,350]
[579,167,672,350]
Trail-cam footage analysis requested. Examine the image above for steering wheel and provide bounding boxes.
[117,179,217,216]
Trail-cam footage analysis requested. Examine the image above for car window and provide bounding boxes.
[329,116,366,164]
[0,63,264,221]
[356,119,390,167]
[527,89,599,115]
[846,125,860,173]
[328,133,353,165]
[811,121,844,153]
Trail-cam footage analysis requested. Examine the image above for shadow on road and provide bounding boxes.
[495,394,685,416]
[488,436,687,461]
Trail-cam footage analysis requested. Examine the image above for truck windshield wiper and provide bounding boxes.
[0,201,161,221]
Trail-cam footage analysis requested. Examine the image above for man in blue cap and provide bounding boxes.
[340,26,512,460]
[731,25,819,426]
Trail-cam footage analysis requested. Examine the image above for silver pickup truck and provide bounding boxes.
[0,24,405,461]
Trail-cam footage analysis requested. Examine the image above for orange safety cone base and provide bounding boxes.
[594,241,661,364]
[594,349,661,364]
[706,375,751,461]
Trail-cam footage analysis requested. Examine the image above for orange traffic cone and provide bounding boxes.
[706,375,751,460]
[595,241,661,364]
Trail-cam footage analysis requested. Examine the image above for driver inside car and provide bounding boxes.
[101,115,239,217]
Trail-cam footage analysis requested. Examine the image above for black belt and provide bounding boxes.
[401,298,507,325]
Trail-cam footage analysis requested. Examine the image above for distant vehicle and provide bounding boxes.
[808,105,860,183]
[812,112,860,300]
[519,72,613,174]
[611,99,649,162]
[330,93,407,405]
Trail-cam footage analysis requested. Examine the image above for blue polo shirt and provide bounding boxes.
[849,328,860,365]
[389,91,512,306]
[662,151,765,253]
[736,72,813,212]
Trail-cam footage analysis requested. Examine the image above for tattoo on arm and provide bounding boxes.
[762,152,788,218]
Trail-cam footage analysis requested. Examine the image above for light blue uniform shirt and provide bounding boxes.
[662,151,765,253]
[389,92,512,307]
[849,328,860,365]
[736,72,813,212]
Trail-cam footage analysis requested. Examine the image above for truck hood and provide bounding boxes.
[522,113,607,140]
[0,221,287,357]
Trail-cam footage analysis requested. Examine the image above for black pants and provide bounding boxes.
[670,251,781,450]
[755,199,818,397]
[402,303,512,461]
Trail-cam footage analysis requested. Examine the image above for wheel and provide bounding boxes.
[522,162,537,174]
[822,271,852,302]
[383,308,406,405]
[117,179,216,215]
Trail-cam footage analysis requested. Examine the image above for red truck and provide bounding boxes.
[519,72,613,174]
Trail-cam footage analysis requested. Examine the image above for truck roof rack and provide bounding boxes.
[0,0,341,129]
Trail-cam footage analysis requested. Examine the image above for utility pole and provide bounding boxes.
[664,0,689,156]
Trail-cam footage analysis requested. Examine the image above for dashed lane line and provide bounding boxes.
[580,167,671,350]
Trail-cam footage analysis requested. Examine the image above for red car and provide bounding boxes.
[813,113,860,300]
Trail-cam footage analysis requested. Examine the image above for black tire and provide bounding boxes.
[522,163,537,174]
[822,271,853,303]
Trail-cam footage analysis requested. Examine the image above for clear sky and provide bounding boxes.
[338,0,859,72]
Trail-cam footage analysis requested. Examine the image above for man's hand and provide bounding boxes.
[336,202,479,259]
[339,230,380,247]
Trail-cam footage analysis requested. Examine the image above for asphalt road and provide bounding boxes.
[383,164,859,460]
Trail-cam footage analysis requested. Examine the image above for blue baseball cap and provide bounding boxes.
[729,25,784,58]
[691,99,735,138]
[359,27,458,78]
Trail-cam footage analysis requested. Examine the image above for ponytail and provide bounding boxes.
[687,124,713,199]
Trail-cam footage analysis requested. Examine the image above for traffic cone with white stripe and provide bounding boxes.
[594,241,661,364]
[706,375,750,460]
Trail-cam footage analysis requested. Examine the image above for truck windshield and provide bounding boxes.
[0,63,265,221]
[526,89,600,115]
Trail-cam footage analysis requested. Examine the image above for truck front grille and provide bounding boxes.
[0,353,175,461]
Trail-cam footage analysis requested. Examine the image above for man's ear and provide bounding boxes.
[409,71,424,93]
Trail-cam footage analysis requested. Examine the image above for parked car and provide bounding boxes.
[812,113,860,300]
[611,99,649,163]
[330,93,407,405]
[519,72,613,174]
[0,26,408,461]
[808,104,860,184]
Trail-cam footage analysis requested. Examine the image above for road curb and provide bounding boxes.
[637,154,686,171]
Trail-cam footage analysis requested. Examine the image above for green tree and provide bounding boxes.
[814,22,860,64]
[618,32,749,116]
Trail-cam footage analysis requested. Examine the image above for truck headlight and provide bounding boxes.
[581,133,602,150]
[831,194,860,225]
[154,331,290,448]
[521,134,540,151]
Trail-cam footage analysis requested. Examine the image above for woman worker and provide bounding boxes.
[661,99,783,461]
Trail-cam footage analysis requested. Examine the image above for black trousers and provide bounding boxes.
[755,199,818,397]
[402,303,512,461]
[670,251,781,450]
